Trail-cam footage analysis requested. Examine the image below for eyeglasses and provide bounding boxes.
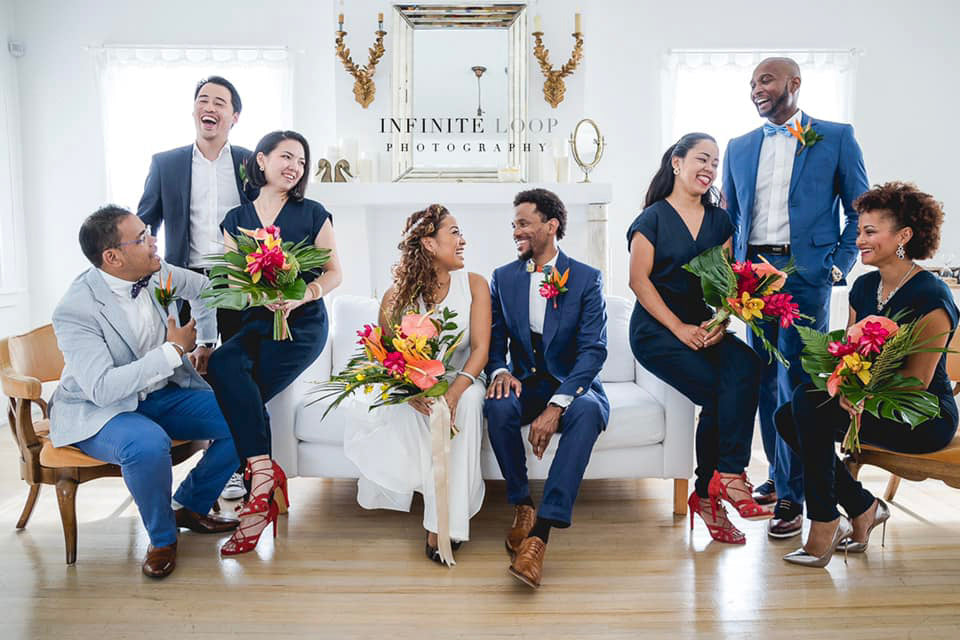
[116,228,151,248]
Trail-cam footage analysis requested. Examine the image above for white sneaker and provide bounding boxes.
[220,472,246,500]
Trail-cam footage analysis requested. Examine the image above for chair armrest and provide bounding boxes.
[636,360,695,479]
[1,367,42,400]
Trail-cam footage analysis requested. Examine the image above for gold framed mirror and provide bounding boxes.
[569,118,604,183]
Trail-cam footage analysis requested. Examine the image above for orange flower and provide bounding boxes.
[786,121,806,144]
[826,361,845,397]
[400,312,439,340]
[363,328,388,363]
[753,257,787,292]
[405,357,444,390]
[550,267,570,288]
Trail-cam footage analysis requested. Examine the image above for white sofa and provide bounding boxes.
[268,294,697,513]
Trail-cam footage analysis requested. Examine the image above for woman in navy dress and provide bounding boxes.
[627,132,767,544]
[776,182,958,567]
[207,130,343,555]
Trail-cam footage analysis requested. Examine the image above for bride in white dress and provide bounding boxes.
[343,204,491,564]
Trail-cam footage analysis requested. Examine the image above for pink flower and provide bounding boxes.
[856,321,895,356]
[405,357,445,390]
[732,261,761,296]
[762,293,801,328]
[847,315,899,344]
[400,312,438,340]
[356,324,374,345]
[828,340,857,357]
[539,283,559,299]
[383,351,406,375]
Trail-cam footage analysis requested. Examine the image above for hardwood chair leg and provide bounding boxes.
[673,478,689,516]
[844,456,863,480]
[16,484,41,529]
[884,475,902,502]
[55,475,79,565]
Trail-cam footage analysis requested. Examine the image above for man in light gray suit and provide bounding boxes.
[50,205,239,578]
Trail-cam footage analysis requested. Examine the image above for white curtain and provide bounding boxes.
[96,46,293,213]
[662,49,861,179]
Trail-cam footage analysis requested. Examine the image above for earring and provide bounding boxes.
[258,164,265,171]
[673,168,680,175]
[896,243,906,260]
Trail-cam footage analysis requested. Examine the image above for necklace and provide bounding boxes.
[877,263,917,308]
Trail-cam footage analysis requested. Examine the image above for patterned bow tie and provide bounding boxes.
[763,123,793,137]
[130,275,152,299]
[526,260,553,274]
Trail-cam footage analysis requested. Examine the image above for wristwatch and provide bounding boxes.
[548,401,567,415]
[830,266,844,283]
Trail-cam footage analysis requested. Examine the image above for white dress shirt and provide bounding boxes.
[491,249,573,409]
[97,269,184,399]
[749,110,803,245]
[188,142,242,268]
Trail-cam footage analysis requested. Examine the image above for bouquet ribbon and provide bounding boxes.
[429,396,455,566]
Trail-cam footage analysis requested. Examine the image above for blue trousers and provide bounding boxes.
[74,386,239,547]
[484,374,603,526]
[748,250,831,508]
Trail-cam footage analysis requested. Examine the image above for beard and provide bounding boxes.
[758,84,791,119]
[518,247,534,261]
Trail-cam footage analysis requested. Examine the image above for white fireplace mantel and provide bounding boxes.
[305,182,613,299]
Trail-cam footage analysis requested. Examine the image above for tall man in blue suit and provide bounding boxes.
[138,76,252,501]
[51,206,240,578]
[722,57,869,538]
[485,189,609,589]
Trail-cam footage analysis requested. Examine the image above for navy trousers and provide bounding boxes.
[484,369,603,526]
[748,250,831,508]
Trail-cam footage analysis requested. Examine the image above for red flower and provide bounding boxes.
[732,260,761,296]
[828,340,857,357]
[383,351,406,375]
[245,243,286,284]
[356,324,375,345]
[762,293,801,328]
[856,320,893,356]
[539,283,559,299]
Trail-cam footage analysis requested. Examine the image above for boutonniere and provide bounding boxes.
[786,121,824,156]
[539,266,570,309]
[238,163,249,186]
[154,272,180,309]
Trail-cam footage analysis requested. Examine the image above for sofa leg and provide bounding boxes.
[673,478,689,516]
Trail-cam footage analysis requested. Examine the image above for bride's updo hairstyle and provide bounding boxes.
[389,204,450,320]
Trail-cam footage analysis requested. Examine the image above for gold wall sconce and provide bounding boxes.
[336,12,387,108]
[531,13,583,108]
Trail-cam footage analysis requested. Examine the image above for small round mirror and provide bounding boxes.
[569,118,605,183]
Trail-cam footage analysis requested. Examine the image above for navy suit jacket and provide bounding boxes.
[486,250,610,425]
[137,144,253,267]
[722,114,868,287]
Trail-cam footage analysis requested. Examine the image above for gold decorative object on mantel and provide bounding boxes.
[335,12,387,108]
[569,118,605,183]
[531,13,583,108]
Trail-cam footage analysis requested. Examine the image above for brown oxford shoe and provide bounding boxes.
[142,542,177,579]
[752,479,778,506]
[174,507,239,534]
[505,504,536,557]
[509,536,546,589]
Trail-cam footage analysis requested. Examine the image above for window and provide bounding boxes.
[96,46,293,212]
[662,49,861,179]
[0,77,24,294]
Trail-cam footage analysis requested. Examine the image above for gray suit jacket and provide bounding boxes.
[50,263,216,447]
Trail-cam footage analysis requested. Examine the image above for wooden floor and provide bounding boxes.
[2,434,960,639]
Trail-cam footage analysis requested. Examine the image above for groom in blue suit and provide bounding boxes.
[485,188,609,588]
[722,57,868,537]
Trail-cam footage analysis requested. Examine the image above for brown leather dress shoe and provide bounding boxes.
[509,536,546,589]
[768,514,803,538]
[174,507,239,534]
[752,480,778,506]
[142,542,177,579]
[505,505,536,557]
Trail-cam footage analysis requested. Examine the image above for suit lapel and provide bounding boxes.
[542,250,569,350]
[231,147,249,203]
[86,270,140,357]
[788,113,813,199]
[505,260,534,360]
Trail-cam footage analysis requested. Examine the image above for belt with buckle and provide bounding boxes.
[748,244,790,257]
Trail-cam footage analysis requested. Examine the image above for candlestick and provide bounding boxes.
[534,15,542,32]
[575,13,581,33]
[338,13,344,27]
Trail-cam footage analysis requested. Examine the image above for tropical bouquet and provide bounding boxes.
[798,313,950,452]
[201,225,330,340]
[683,245,810,365]
[311,307,466,435]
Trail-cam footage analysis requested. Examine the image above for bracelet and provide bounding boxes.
[168,341,185,356]
[456,370,478,384]
[308,282,324,301]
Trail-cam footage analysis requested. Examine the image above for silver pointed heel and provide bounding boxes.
[837,499,891,553]
[783,517,853,568]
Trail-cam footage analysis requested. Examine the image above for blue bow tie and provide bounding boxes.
[763,123,793,137]
[130,275,152,299]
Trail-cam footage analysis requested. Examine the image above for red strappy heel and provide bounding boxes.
[272,460,290,515]
[220,461,282,556]
[688,491,746,544]
[708,470,774,521]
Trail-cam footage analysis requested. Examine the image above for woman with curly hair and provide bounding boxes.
[775,181,959,567]
[343,204,491,564]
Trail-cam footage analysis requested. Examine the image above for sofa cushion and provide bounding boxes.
[330,296,381,375]
[600,296,635,383]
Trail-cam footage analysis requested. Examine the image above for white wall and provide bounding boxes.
[9,0,960,330]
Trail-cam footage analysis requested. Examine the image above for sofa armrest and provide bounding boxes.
[635,360,695,479]
[267,343,332,478]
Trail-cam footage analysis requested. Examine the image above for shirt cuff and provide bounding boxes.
[161,342,185,369]
[489,367,510,382]
[548,394,574,408]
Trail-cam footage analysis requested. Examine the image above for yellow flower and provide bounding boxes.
[733,292,765,321]
[355,373,366,381]
[842,353,872,385]
[364,385,374,394]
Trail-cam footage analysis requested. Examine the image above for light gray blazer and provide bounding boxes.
[49,262,216,447]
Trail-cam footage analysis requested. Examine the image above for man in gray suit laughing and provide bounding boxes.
[50,205,239,578]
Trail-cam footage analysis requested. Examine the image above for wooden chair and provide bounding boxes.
[846,329,960,498]
[1,324,208,564]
